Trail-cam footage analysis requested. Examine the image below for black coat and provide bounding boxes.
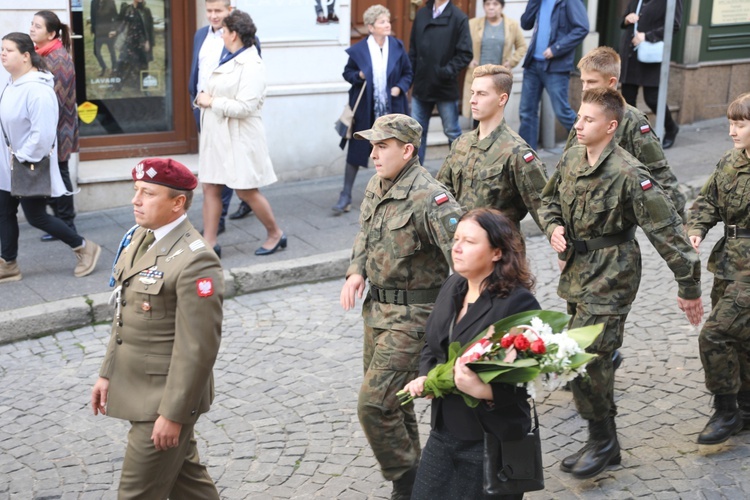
[409,0,473,102]
[419,273,540,441]
[343,36,413,168]
[620,0,682,88]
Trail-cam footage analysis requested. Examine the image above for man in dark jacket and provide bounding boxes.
[518,0,589,150]
[409,0,472,164]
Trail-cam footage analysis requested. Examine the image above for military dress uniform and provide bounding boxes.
[347,155,463,482]
[540,140,701,423]
[687,148,750,432]
[437,119,548,228]
[565,103,686,218]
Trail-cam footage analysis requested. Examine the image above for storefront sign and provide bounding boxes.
[235,0,340,42]
[78,101,98,124]
[711,0,750,25]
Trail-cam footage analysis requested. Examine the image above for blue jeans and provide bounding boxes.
[411,97,462,164]
[519,59,577,150]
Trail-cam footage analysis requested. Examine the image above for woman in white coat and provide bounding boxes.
[0,32,100,282]
[195,10,285,257]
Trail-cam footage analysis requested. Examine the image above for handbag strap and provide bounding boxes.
[351,81,367,115]
[633,0,643,33]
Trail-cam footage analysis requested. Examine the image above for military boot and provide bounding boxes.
[570,417,621,479]
[390,465,417,500]
[738,391,750,430]
[698,394,744,444]
[0,258,22,283]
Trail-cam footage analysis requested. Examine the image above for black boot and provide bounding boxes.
[698,394,744,444]
[570,417,621,479]
[332,163,358,215]
[612,350,624,371]
[738,391,750,430]
[391,465,418,500]
[559,448,582,473]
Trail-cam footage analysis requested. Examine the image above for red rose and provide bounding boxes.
[501,334,515,349]
[469,352,482,362]
[514,335,531,351]
[530,339,546,354]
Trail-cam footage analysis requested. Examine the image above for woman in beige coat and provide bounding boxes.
[195,10,285,257]
[461,0,527,121]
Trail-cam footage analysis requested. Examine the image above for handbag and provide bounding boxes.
[0,86,53,198]
[335,81,367,140]
[633,0,664,64]
[480,401,545,496]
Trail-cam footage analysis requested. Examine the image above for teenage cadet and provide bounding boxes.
[540,88,703,479]
[340,114,463,499]
[687,92,750,445]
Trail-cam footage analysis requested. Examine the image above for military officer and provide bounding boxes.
[436,64,548,230]
[687,92,750,445]
[539,88,702,480]
[91,158,223,499]
[340,114,463,500]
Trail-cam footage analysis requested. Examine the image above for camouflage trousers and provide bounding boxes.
[567,302,629,421]
[699,279,750,395]
[358,324,423,480]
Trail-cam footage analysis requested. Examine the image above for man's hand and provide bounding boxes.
[678,297,704,326]
[550,225,567,253]
[151,416,183,451]
[689,235,702,252]
[340,274,366,311]
[391,86,401,97]
[91,377,109,416]
[543,47,554,59]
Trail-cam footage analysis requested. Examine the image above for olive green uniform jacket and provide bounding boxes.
[100,218,224,424]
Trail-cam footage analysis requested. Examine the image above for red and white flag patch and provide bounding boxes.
[640,124,651,134]
[196,278,214,297]
[523,152,535,163]
[434,192,449,206]
[640,179,653,191]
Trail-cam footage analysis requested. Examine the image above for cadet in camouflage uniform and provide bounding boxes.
[687,92,750,445]
[340,114,463,500]
[437,64,548,229]
[564,46,685,219]
[539,88,703,480]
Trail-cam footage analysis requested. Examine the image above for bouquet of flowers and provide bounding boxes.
[397,310,602,407]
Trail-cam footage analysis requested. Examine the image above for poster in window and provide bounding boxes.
[234,0,340,42]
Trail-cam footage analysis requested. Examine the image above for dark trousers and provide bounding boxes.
[48,160,76,229]
[0,190,84,261]
[220,185,232,226]
[94,36,117,70]
[621,83,677,133]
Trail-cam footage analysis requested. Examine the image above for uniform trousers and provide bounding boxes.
[699,278,750,395]
[412,427,523,500]
[567,302,628,421]
[358,324,422,480]
[118,420,219,500]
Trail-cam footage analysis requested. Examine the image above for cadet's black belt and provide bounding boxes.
[369,284,440,305]
[725,225,750,239]
[571,226,637,254]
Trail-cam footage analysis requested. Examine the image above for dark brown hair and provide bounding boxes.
[223,10,257,48]
[727,92,750,121]
[459,208,535,298]
[2,32,48,72]
[34,10,71,52]
[581,87,625,125]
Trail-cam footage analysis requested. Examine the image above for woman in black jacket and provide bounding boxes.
[404,208,539,499]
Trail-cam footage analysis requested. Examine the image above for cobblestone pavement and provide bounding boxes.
[1,229,749,499]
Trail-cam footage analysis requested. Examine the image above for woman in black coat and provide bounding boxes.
[331,4,413,214]
[620,0,682,148]
[404,208,540,499]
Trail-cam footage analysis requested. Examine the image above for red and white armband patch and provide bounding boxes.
[640,179,653,191]
[639,124,651,134]
[523,152,535,163]
[196,278,214,297]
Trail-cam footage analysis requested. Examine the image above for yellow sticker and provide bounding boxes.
[78,101,98,124]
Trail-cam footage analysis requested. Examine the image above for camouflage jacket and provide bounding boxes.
[347,157,464,331]
[687,148,750,282]
[540,140,701,308]
[436,119,548,228]
[565,103,685,218]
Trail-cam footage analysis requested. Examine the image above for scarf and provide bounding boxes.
[219,46,249,66]
[367,35,389,119]
[35,38,63,57]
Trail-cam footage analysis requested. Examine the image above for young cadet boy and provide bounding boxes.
[436,64,548,229]
[687,92,750,445]
[564,46,685,220]
[540,88,703,479]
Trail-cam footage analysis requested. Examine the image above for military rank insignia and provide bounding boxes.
[640,124,651,134]
[640,179,653,190]
[434,192,450,206]
[523,152,535,163]
[196,278,214,297]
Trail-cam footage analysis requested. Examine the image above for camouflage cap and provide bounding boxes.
[354,113,423,146]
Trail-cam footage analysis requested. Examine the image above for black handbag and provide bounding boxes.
[481,401,545,496]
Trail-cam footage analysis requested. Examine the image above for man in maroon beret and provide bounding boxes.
[91,158,223,498]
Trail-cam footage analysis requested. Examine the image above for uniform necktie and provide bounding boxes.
[134,231,155,262]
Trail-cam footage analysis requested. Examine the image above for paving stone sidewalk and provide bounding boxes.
[1,227,749,499]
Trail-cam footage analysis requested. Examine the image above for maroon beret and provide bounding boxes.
[132,158,198,191]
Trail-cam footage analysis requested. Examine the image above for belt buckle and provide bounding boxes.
[727,225,737,239]
[572,239,588,254]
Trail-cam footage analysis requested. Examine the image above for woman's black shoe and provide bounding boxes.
[213,244,221,258]
[255,234,287,256]
[663,125,679,149]
[229,203,253,220]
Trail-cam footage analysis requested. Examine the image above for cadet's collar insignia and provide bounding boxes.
[639,124,651,134]
[434,192,450,206]
[189,240,206,252]
[640,179,653,190]
[197,278,214,297]
[523,152,535,163]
